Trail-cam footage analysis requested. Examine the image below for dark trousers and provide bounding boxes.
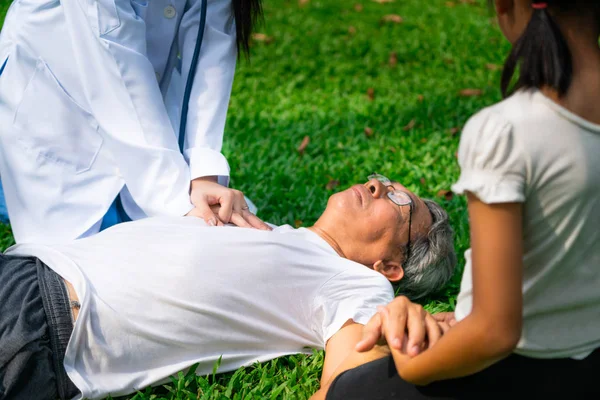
[327,348,600,400]
[0,253,79,400]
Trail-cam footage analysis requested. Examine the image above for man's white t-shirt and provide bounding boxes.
[7,217,394,399]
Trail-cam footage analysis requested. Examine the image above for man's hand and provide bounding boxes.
[187,177,271,230]
[355,296,444,357]
[432,312,457,334]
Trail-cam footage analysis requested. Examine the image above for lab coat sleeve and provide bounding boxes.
[179,0,237,185]
[61,0,194,217]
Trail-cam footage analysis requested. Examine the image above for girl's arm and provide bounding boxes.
[394,194,524,385]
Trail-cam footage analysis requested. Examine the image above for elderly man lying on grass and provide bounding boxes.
[0,175,456,400]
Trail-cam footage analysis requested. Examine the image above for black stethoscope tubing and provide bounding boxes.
[178,0,208,153]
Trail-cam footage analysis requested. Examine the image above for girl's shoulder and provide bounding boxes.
[453,93,534,204]
[463,90,540,138]
[464,89,600,150]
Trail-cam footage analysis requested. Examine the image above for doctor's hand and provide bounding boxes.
[355,296,444,357]
[187,177,271,231]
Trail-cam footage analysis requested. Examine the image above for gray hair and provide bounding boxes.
[394,199,457,300]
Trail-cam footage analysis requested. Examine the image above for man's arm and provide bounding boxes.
[320,320,363,387]
[314,298,450,399]
[312,345,394,400]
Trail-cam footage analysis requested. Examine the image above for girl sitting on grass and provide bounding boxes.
[312,0,600,398]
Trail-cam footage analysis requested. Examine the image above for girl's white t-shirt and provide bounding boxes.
[7,217,393,399]
[452,90,600,359]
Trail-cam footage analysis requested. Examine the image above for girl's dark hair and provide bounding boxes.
[492,1,599,98]
[232,0,263,57]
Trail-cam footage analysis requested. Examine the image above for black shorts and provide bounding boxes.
[326,348,600,400]
[0,252,79,400]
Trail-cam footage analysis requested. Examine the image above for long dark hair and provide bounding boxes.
[232,0,263,57]
[492,1,599,98]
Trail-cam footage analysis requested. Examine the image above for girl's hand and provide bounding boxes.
[355,296,443,357]
[187,177,271,230]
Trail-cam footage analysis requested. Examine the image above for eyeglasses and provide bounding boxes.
[367,174,413,261]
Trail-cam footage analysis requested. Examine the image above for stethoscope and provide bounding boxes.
[178,0,208,153]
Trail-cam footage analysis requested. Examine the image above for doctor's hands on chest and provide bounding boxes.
[186,177,272,231]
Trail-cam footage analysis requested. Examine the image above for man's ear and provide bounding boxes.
[373,260,404,282]
[495,0,513,15]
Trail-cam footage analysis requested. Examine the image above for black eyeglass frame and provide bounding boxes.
[367,174,414,262]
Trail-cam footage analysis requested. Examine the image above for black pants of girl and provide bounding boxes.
[326,349,600,400]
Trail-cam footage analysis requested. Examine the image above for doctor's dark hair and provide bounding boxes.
[492,0,600,98]
[393,199,457,301]
[233,0,263,56]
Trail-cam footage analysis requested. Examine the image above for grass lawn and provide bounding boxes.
[0,0,510,398]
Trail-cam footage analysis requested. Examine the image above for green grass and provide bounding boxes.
[0,0,510,398]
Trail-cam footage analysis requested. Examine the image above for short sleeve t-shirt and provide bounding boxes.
[452,90,600,359]
[7,217,394,399]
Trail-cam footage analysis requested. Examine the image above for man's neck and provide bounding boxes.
[307,226,346,258]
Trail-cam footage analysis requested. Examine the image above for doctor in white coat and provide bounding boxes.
[0,0,267,243]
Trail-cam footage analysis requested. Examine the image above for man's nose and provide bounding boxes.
[365,179,387,199]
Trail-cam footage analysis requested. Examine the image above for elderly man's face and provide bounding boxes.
[324,177,432,273]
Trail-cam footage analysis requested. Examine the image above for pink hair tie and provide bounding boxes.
[532,2,548,9]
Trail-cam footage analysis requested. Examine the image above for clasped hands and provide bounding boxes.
[185,176,271,231]
[355,296,457,357]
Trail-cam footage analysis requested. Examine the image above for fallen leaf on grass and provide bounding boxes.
[446,2,456,7]
[295,220,303,228]
[459,88,483,97]
[437,190,455,201]
[354,3,363,12]
[389,52,398,67]
[372,0,394,3]
[297,136,310,155]
[348,26,357,35]
[364,127,374,137]
[388,146,397,153]
[298,0,310,6]
[367,88,375,101]
[420,178,426,185]
[251,33,274,44]
[449,127,461,136]
[486,63,502,71]
[420,138,428,143]
[326,180,340,190]
[417,94,425,102]
[403,119,416,131]
[381,14,403,24]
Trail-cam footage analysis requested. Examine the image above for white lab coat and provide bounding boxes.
[0,0,236,243]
